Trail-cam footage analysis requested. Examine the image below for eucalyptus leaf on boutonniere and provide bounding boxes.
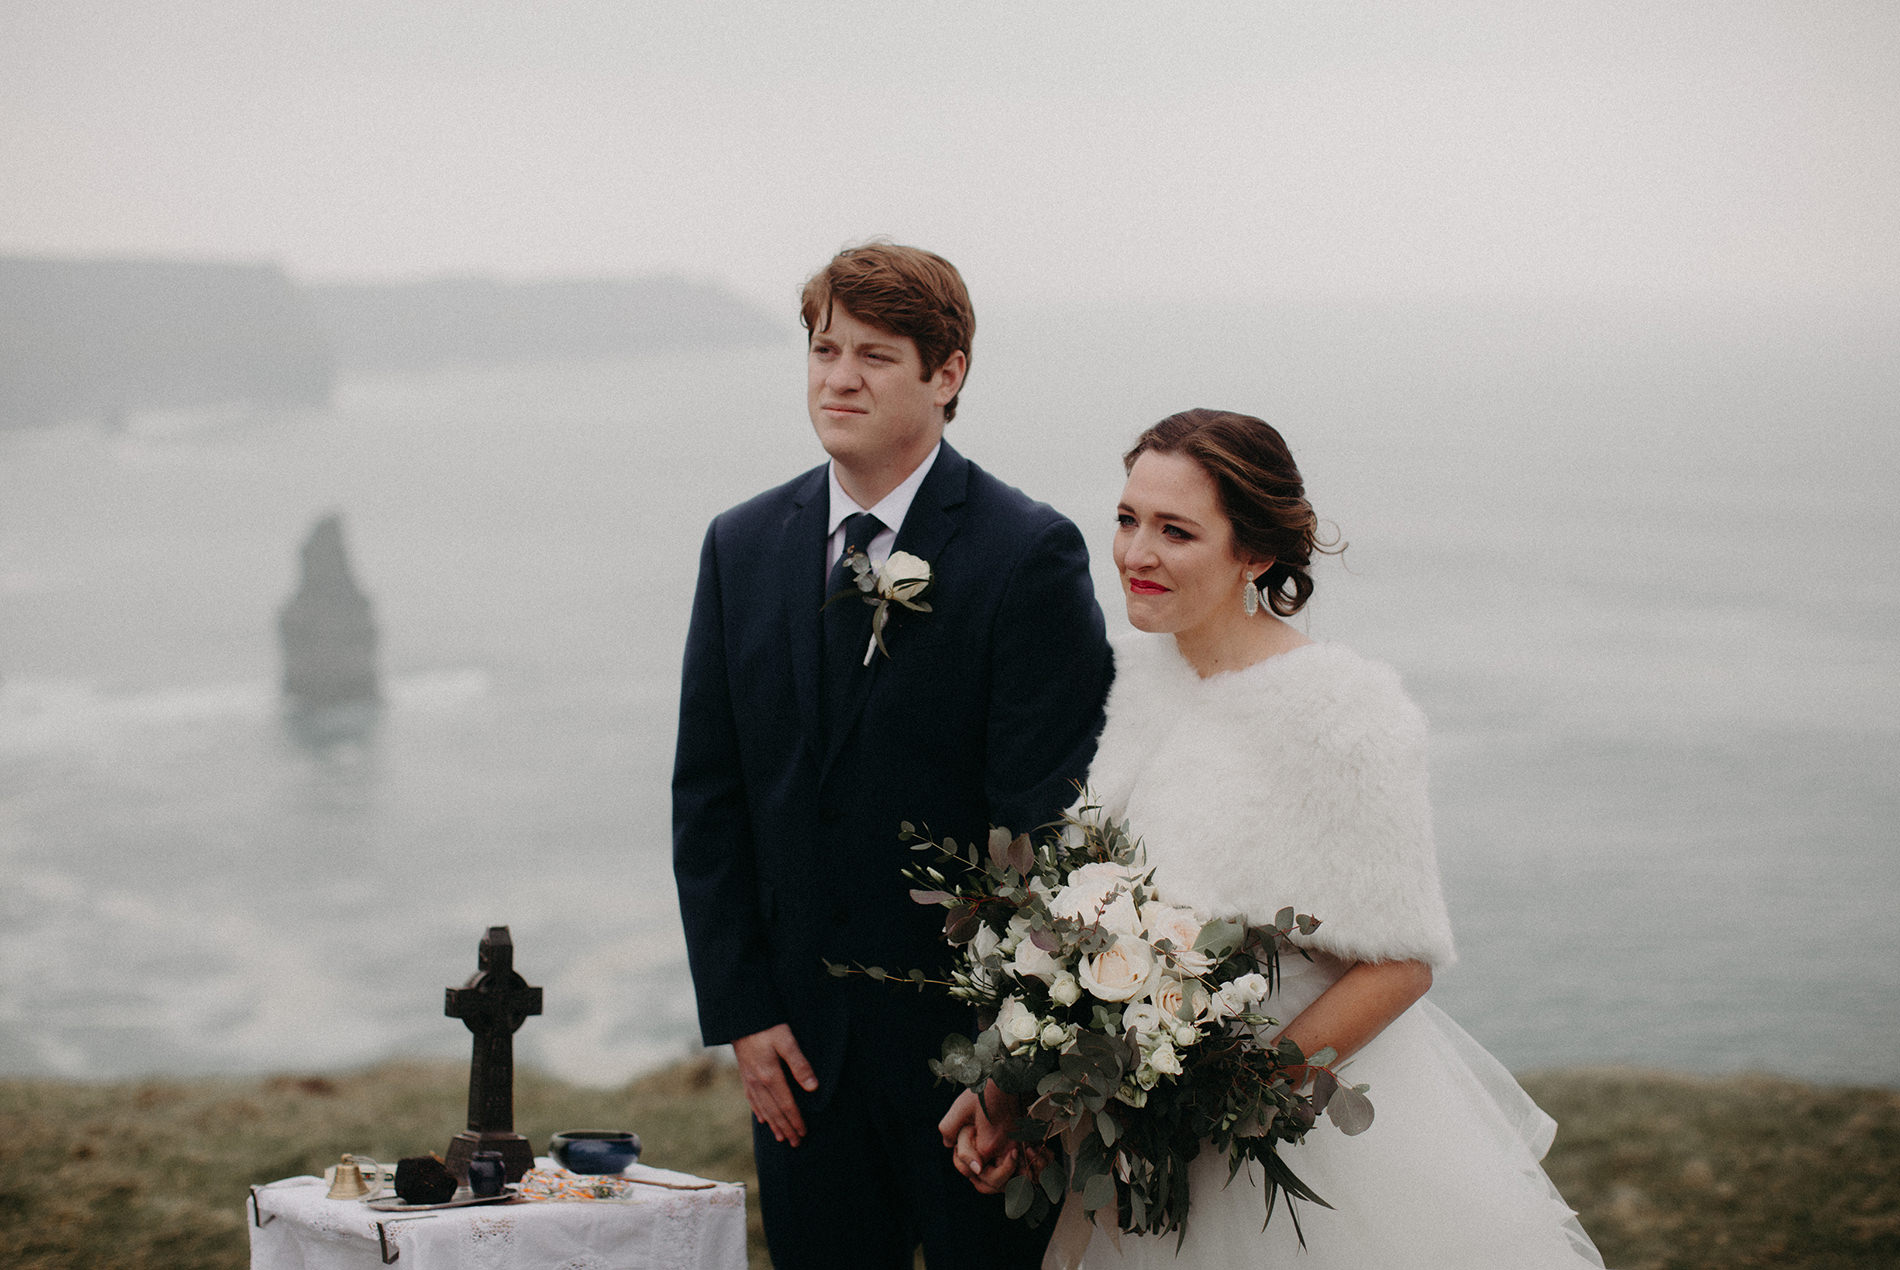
[828,549,935,664]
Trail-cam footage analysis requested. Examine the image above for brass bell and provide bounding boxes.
[325,1153,383,1200]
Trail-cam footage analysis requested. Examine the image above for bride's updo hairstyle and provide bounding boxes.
[1123,408,1339,617]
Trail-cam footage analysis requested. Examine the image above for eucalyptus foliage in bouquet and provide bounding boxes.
[831,797,1373,1246]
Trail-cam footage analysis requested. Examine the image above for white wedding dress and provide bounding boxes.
[1073,635,1604,1268]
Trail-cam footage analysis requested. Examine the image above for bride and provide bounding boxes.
[941,409,1604,1267]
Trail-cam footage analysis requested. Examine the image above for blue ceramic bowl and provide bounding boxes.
[549,1130,642,1175]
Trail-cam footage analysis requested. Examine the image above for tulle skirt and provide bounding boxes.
[1072,954,1604,1268]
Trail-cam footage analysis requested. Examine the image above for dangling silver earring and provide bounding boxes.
[1241,576,1259,617]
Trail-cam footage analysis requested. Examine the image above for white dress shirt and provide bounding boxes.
[824,443,941,571]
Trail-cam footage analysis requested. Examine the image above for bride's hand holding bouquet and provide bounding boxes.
[830,795,1373,1247]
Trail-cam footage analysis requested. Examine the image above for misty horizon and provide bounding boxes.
[2,0,1896,1092]
[4,4,1894,314]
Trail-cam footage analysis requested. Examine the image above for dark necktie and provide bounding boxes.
[821,512,884,743]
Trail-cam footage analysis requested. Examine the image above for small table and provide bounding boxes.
[248,1161,747,1269]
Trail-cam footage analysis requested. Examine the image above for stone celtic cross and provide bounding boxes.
[443,926,542,1181]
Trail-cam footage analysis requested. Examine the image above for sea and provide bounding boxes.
[3,295,1897,1089]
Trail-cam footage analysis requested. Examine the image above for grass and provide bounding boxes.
[1521,1068,1900,1269]
[1,1060,1895,1268]
[0,1056,764,1269]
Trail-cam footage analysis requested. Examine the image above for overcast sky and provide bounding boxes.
[4,1,1896,311]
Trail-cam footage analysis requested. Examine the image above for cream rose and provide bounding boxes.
[1050,862,1140,925]
[1049,972,1083,1007]
[1009,933,1060,983]
[1079,937,1157,1003]
[1151,978,1188,1020]
[1140,903,1214,975]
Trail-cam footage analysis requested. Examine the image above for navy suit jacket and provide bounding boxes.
[672,442,1112,1106]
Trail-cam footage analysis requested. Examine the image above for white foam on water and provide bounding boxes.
[0,667,493,754]
[523,925,700,1087]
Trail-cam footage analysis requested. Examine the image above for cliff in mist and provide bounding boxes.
[306,273,782,373]
[0,256,334,430]
[1,258,782,429]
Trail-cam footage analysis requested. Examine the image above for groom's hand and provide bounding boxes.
[733,1024,819,1147]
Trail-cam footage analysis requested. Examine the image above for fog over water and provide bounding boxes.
[3,297,1896,1086]
[2,4,1896,1086]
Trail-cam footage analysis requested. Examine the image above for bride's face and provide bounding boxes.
[1113,450,1258,639]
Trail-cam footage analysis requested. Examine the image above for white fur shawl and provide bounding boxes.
[1085,633,1456,967]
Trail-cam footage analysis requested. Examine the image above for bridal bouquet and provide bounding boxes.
[830,796,1372,1246]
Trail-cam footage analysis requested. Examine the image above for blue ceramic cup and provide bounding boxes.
[467,1150,506,1197]
[549,1130,642,1175]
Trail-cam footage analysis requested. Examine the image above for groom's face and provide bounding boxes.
[807,305,964,479]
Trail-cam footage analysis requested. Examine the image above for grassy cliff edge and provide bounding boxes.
[1,1059,1894,1269]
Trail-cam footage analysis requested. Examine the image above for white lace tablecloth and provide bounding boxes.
[247,1161,747,1270]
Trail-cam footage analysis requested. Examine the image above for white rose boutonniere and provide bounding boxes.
[875,551,932,603]
[837,548,935,665]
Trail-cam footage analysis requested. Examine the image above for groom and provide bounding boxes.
[672,242,1111,1267]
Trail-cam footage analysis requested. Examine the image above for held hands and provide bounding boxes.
[732,1024,819,1147]
[938,1083,1046,1195]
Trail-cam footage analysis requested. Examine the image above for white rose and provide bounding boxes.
[1173,1022,1201,1048]
[1049,972,1083,1007]
[995,996,1040,1051]
[1009,933,1061,983]
[969,922,1002,964]
[1051,862,1140,924]
[1039,1021,1070,1049]
[877,551,932,602]
[1121,1001,1166,1039]
[1148,1039,1183,1077]
[1079,938,1157,1003]
[1096,890,1142,939]
[1140,903,1214,974]
[1216,972,1271,1016]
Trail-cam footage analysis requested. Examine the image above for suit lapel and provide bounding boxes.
[889,441,970,577]
[818,444,971,777]
[781,467,829,744]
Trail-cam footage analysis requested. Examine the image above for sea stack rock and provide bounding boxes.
[278,513,379,705]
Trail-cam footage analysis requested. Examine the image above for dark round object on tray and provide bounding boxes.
[394,1155,458,1204]
[549,1130,642,1174]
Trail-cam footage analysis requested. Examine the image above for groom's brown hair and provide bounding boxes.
[800,241,975,422]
